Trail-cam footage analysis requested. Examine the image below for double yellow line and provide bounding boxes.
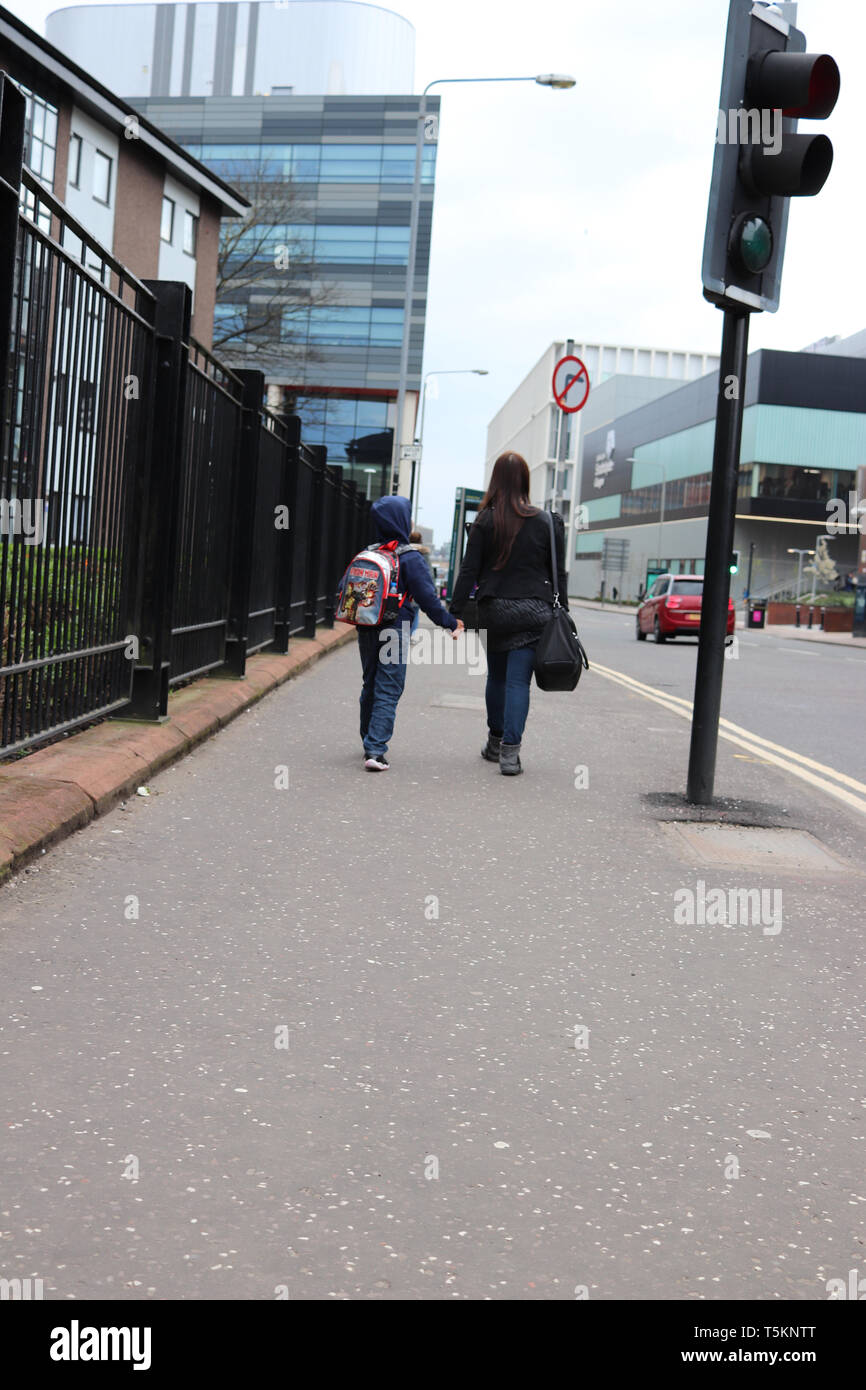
[591,661,866,818]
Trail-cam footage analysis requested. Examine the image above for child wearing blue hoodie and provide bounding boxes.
[359,495,463,770]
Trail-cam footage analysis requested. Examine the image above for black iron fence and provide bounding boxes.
[0,73,370,758]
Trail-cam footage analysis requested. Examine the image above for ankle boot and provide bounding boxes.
[481,730,502,762]
[499,742,522,776]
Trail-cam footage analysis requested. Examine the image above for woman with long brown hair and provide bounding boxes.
[450,452,568,775]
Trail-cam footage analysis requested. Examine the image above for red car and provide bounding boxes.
[636,574,735,642]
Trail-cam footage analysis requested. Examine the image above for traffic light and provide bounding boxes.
[702,0,839,314]
[729,550,740,575]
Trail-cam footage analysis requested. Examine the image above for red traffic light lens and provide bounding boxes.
[748,51,840,120]
[801,54,842,120]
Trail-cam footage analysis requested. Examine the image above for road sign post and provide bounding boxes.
[398,444,422,511]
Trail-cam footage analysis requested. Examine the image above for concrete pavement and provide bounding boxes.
[0,619,863,1300]
[0,627,354,883]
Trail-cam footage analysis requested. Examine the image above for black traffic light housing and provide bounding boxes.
[729,550,740,574]
[702,0,839,313]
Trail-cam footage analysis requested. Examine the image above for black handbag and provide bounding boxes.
[459,592,481,631]
[534,512,589,691]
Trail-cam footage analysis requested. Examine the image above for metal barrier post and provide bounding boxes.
[129,281,191,719]
[0,75,25,440]
[273,415,300,654]
[304,446,327,639]
[225,369,264,678]
[323,465,343,628]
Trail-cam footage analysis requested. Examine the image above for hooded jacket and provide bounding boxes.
[369,495,458,631]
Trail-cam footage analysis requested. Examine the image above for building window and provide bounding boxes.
[375,227,411,264]
[161,196,175,243]
[21,88,58,188]
[17,86,58,230]
[193,141,436,186]
[298,306,404,348]
[289,391,393,492]
[183,209,198,256]
[68,133,82,189]
[755,463,834,503]
[621,473,713,517]
[212,302,246,343]
[78,381,97,435]
[93,150,112,205]
[369,307,403,345]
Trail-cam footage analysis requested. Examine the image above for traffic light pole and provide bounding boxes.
[686,308,751,805]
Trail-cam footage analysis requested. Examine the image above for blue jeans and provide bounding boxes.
[485,646,536,745]
[358,623,409,756]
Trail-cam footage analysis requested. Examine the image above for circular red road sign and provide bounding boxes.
[552,355,590,414]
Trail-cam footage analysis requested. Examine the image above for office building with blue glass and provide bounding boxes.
[47,1,436,498]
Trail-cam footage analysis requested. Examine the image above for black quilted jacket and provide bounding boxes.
[450,508,569,612]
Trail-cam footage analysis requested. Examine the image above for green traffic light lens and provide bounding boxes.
[731,214,773,274]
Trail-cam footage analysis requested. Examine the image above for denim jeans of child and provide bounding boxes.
[485,646,536,745]
[358,622,409,756]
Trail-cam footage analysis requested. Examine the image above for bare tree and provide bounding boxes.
[214,164,335,379]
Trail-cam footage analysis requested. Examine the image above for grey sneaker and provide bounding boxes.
[364,752,390,771]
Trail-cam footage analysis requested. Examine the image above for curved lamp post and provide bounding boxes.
[411,367,488,520]
[390,72,576,494]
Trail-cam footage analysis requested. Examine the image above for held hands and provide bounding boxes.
[452,619,465,639]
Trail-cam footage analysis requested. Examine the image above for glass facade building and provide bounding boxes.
[46,5,436,501]
[133,95,438,497]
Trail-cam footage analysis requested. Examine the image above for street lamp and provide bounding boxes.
[787,546,814,602]
[627,456,666,581]
[390,71,576,494]
[411,368,489,520]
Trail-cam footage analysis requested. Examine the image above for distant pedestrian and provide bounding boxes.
[357,496,462,771]
[612,586,618,602]
[450,452,568,776]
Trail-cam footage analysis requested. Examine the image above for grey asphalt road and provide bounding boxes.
[573,605,866,780]
[0,626,864,1300]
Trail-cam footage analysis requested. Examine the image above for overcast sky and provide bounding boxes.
[11,0,866,544]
